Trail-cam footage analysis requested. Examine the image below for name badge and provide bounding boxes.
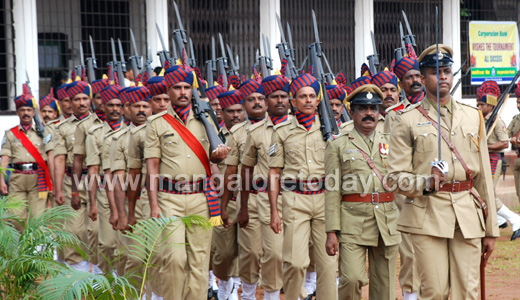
[417,122,431,126]
[345,149,359,154]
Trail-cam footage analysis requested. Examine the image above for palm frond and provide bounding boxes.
[37,268,110,300]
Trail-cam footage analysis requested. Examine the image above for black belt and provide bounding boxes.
[9,163,38,171]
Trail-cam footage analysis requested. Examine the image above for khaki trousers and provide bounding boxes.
[96,188,118,273]
[238,193,263,284]
[338,238,398,300]
[257,192,284,292]
[412,230,482,300]
[281,191,337,300]
[493,160,505,210]
[155,192,212,300]
[8,173,47,231]
[395,194,420,293]
[212,200,238,280]
[514,157,520,202]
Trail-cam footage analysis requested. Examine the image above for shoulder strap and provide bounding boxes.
[357,148,390,191]
[10,127,53,192]
[416,105,472,181]
[163,113,212,176]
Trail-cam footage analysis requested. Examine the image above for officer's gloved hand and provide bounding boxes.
[429,160,448,191]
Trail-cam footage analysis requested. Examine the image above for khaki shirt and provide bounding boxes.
[507,113,520,138]
[1,124,47,162]
[54,116,87,167]
[387,96,499,239]
[242,116,291,178]
[384,98,411,133]
[224,121,250,167]
[109,123,135,172]
[340,114,385,134]
[128,123,148,175]
[485,114,508,153]
[269,117,327,179]
[73,112,102,156]
[325,129,400,246]
[43,118,63,153]
[216,126,232,175]
[85,122,125,172]
[144,106,216,181]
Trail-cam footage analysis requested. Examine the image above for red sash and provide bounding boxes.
[162,113,222,225]
[10,127,53,197]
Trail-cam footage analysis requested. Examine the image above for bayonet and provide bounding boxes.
[311,10,322,55]
[298,55,308,73]
[172,0,187,44]
[189,38,196,67]
[129,28,142,80]
[366,31,379,74]
[205,36,216,87]
[235,54,239,70]
[399,22,406,50]
[79,42,85,69]
[323,53,333,75]
[226,44,238,74]
[212,37,216,62]
[287,22,296,61]
[117,38,127,72]
[171,36,178,62]
[217,33,228,88]
[435,7,442,161]
[129,28,140,57]
[402,10,416,47]
[86,35,97,82]
[156,23,170,67]
[218,33,227,61]
[276,14,287,45]
[111,38,125,87]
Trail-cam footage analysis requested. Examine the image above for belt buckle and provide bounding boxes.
[178,182,193,193]
[22,163,32,171]
[451,181,460,193]
[371,192,380,205]
[306,182,318,191]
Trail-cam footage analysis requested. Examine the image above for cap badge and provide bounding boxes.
[367,92,373,100]
[437,52,444,60]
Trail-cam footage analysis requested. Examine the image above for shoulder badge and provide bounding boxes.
[43,133,52,145]
[268,143,277,156]
[274,120,291,130]
[88,123,104,135]
[230,121,247,133]
[130,123,147,134]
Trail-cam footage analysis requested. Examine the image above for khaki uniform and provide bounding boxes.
[241,117,286,292]
[1,124,47,224]
[340,114,385,133]
[485,115,509,207]
[383,98,420,294]
[144,106,215,300]
[269,117,337,300]
[384,98,411,134]
[325,129,400,299]
[53,114,98,265]
[85,122,124,273]
[211,126,239,281]
[388,97,499,300]
[507,113,520,202]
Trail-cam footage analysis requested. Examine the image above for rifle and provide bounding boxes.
[128,28,142,82]
[171,0,224,149]
[323,53,351,123]
[309,10,340,140]
[156,23,171,68]
[226,44,240,78]
[401,10,417,49]
[110,38,125,87]
[25,72,44,137]
[205,37,217,88]
[144,44,154,79]
[217,33,229,89]
[86,36,97,83]
[485,70,520,134]
[275,14,298,79]
[366,31,379,74]
[450,60,470,95]
[259,34,273,78]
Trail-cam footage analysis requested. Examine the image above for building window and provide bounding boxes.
[0,0,15,112]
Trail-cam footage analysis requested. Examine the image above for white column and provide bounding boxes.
[354,0,374,78]
[443,0,461,99]
[146,0,169,68]
[13,0,39,103]
[259,0,281,71]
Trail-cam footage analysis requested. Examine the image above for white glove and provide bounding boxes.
[430,160,449,175]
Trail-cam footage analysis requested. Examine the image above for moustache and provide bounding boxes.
[332,111,340,116]
[411,82,422,89]
[136,112,147,117]
[22,115,30,118]
[110,111,121,116]
[231,117,241,122]
[253,104,263,109]
[78,105,87,109]
[362,116,376,122]
[178,96,189,101]
[384,96,394,102]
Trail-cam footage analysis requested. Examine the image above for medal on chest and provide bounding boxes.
[379,142,389,155]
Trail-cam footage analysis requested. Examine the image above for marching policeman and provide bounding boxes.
[325,84,401,299]
[507,84,520,238]
[387,44,499,299]
[268,73,337,300]
[145,65,228,300]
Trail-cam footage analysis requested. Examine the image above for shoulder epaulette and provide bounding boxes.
[398,102,422,115]
[248,118,266,132]
[55,117,72,128]
[147,110,168,123]
[88,123,105,135]
[130,123,147,134]
[230,121,247,133]
[45,118,60,126]
[457,100,479,111]
[274,120,291,130]
[385,102,405,113]
[112,128,129,140]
